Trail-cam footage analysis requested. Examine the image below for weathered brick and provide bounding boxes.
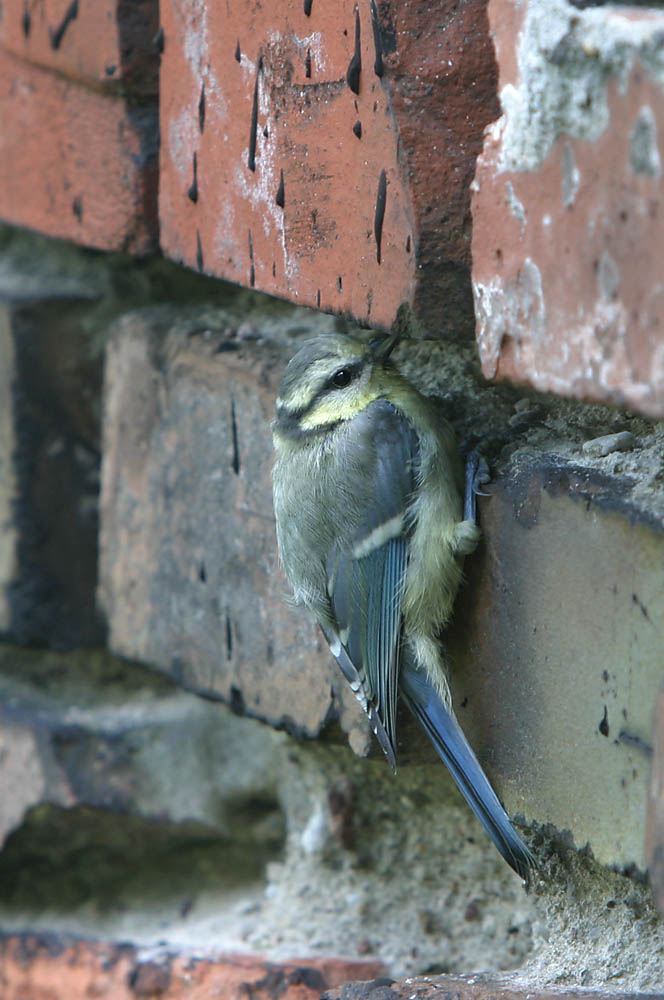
[0,0,160,94]
[159,1,497,334]
[471,1,664,419]
[0,935,384,1000]
[98,310,370,751]
[0,50,157,252]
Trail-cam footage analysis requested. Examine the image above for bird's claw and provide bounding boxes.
[464,450,491,523]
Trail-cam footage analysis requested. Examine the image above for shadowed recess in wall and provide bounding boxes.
[0,802,285,913]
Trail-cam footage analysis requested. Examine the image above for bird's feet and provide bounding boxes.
[464,450,491,524]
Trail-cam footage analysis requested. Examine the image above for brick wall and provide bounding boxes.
[1,2,664,998]
[1,0,663,412]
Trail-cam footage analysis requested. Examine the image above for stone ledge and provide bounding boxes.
[324,974,663,1000]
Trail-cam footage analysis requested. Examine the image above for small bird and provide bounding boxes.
[272,332,534,879]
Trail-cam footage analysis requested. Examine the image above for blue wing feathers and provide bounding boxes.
[326,401,417,763]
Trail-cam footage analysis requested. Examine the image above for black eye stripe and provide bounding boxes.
[280,360,364,421]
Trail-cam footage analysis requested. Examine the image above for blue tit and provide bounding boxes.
[272,332,534,879]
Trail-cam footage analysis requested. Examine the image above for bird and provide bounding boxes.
[271,331,534,879]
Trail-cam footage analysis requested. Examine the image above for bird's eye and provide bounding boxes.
[331,368,352,388]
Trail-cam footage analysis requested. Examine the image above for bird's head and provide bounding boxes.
[273,332,399,440]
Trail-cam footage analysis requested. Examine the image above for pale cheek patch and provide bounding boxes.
[300,386,374,430]
[353,514,404,559]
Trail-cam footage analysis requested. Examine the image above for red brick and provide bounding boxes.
[383,2,499,334]
[471,2,664,419]
[0,936,384,1000]
[0,0,159,93]
[0,50,157,252]
[159,1,497,333]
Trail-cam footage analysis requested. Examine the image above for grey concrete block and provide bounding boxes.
[447,455,663,871]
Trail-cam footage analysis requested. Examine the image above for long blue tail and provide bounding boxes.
[400,662,534,879]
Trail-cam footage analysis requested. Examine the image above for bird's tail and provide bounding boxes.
[400,662,535,880]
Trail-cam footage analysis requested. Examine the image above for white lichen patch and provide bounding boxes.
[499,0,664,173]
[561,141,579,208]
[505,180,527,226]
[168,107,200,183]
[474,258,546,379]
[597,249,621,303]
[180,0,210,74]
[291,31,328,76]
[631,104,662,177]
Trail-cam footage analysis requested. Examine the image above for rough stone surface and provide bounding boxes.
[158,0,497,334]
[472,0,664,419]
[2,644,664,989]
[2,223,664,991]
[0,50,158,252]
[325,975,664,1000]
[646,684,664,915]
[0,936,383,1000]
[252,741,535,977]
[0,644,536,977]
[0,0,160,94]
[0,644,285,850]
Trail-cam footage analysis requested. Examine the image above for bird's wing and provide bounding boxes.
[324,400,418,768]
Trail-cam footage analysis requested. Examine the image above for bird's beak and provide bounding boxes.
[370,332,400,362]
